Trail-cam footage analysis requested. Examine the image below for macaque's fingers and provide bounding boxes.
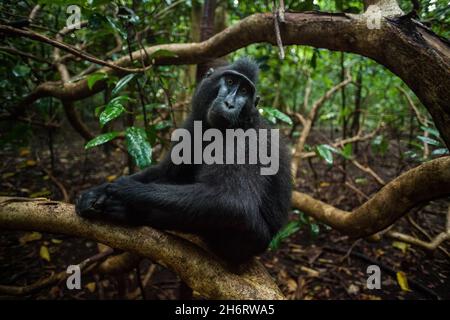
[75,184,109,217]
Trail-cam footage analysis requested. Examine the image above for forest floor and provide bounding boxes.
[0,127,449,300]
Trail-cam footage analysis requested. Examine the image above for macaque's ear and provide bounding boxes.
[205,68,215,77]
[255,96,260,107]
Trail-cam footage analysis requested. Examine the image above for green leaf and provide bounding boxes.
[99,101,126,127]
[409,141,424,150]
[310,223,320,238]
[431,148,449,156]
[315,144,335,164]
[259,108,276,124]
[145,103,167,111]
[269,220,302,250]
[110,95,131,104]
[404,150,419,159]
[95,106,104,117]
[12,64,30,77]
[112,74,136,96]
[85,132,120,149]
[106,16,127,39]
[319,112,336,121]
[125,127,152,169]
[260,107,293,125]
[298,212,309,225]
[153,120,172,131]
[355,177,368,185]
[87,72,108,90]
[372,135,389,155]
[340,143,353,160]
[117,7,140,25]
[417,135,441,147]
[420,126,440,139]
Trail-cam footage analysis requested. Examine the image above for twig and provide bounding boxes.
[345,181,370,200]
[128,264,156,300]
[28,5,41,23]
[387,206,450,255]
[0,115,60,129]
[0,24,150,73]
[0,45,47,62]
[387,230,450,252]
[300,127,380,159]
[0,248,114,296]
[398,86,431,157]
[279,0,286,22]
[291,71,352,176]
[406,212,449,257]
[135,265,147,300]
[339,239,362,263]
[40,167,69,203]
[159,77,177,128]
[272,1,285,59]
[350,158,386,186]
[397,86,427,126]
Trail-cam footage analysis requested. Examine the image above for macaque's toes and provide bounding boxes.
[75,191,107,218]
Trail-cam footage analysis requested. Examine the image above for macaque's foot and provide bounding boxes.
[75,183,129,222]
[75,183,108,218]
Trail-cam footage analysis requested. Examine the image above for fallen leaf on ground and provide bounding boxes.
[40,245,51,262]
[396,271,411,292]
[85,282,96,293]
[19,232,42,245]
[392,241,410,254]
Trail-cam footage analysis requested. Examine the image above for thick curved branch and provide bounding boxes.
[0,198,284,300]
[8,8,449,146]
[292,156,450,238]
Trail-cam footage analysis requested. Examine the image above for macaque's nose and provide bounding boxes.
[224,99,235,109]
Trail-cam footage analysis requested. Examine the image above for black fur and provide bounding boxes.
[76,57,292,263]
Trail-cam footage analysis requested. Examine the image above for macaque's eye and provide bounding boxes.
[227,78,233,86]
[241,87,247,94]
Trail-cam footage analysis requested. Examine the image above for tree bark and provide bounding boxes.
[292,156,450,237]
[196,0,217,82]
[0,198,284,300]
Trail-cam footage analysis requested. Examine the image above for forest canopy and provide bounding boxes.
[0,0,449,301]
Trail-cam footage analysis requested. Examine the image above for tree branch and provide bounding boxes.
[0,198,284,300]
[398,85,431,158]
[349,158,386,186]
[6,8,449,148]
[291,72,352,177]
[53,25,95,141]
[387,204,450,253]
[387,230,449,251]
[0,247,114,296]
[292,156,450,237]
[299,127,380,159]
[0,25,149,73]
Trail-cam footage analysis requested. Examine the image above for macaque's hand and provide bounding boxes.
[75,183,129,222]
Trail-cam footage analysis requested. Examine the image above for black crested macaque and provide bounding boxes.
[76,57,292,263]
